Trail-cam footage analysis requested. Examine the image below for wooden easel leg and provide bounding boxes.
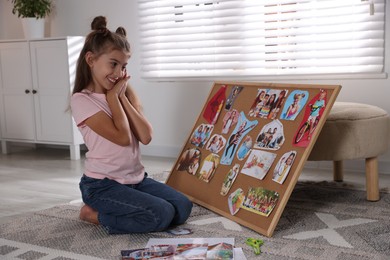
[333,160,343,182]
[366,157,380,201]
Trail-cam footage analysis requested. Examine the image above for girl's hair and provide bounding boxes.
[73,16,131,94]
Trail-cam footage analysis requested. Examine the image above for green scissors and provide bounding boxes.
[245,237,264,255]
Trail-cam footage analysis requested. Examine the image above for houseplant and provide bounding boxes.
[10,0,52,38]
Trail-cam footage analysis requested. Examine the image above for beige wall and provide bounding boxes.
[1,0,389,173]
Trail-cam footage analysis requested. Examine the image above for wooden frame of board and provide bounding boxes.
[166,82,341,237]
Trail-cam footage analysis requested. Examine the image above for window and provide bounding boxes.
[138,0,385,79]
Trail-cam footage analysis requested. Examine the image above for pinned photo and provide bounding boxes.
[221,164,240,196]
[205,134,226,154]
[280,90,309,120]
[248,89,286,119]
[225,86,243,111]
[272,151,297,184]
[241,187,279,217]
[268,89,288,120]
[221,109,239,134]
[254,120,285,150]
[221,111,258,165]
[241,150,277,180]
[190,123,214,148]
[228,188,245,215]
[203,85,226,124]
[248,88,267,118]
[197,153,220,183]
[294,89,327,147]
[236,135,252,161]
[176,148,201,175]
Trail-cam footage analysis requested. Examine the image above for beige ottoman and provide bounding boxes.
[308,102,390,201]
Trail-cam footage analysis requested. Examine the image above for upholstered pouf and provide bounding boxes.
[308,102,390,201]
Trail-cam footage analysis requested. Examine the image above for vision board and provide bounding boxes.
[166,82,341,237]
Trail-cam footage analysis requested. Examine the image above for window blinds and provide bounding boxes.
[138,0,385,79]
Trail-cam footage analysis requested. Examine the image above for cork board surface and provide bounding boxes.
[166,81,341,237]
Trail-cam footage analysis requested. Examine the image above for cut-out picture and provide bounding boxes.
[241,187,279,217]
[220,164,240,196]
[257,89,285,119]
[228,188,245,215]
[166,227,193,236]
[241,150,276,180]
[236,135,252,161]
[280,90,309,120]
[248,89,285,119]
[196,153,220,183]
[272,151,297,184]
[268,89,288,120]
[205,134,226,154]
[190,123,214,148]
[254,120,285,150]
[122,245,176,259]
[206,243,234,260]
[221,109,239,134]
[294,89,327,147]
[220,112,258,165]
[175,243,208,259]
[248,88,268,117]
[203,85,226,124]
[225,85,243,110]
[176,148,201,175]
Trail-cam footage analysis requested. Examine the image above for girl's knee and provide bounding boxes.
[153,202,176,231]
[174,196,193,225]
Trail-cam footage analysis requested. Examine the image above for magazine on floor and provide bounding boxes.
[121,238,246,259]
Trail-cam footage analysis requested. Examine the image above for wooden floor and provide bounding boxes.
[0,146,174,224]
[0,146,389,225]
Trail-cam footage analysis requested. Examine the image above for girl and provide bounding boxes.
[70,16,192,234]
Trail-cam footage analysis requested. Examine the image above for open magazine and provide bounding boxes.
[121,238,246,260]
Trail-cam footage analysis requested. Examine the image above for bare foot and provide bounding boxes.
[79,204,99,225]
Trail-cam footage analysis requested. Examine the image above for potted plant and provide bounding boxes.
[10,0,52,38]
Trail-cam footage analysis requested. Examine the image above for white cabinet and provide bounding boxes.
[0,37,85,160]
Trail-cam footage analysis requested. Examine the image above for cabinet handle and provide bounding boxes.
[25,89,30,94]
[32,90,37,94]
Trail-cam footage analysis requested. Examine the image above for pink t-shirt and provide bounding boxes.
[70,90,145,184]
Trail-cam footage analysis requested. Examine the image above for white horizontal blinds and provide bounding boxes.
[138,0,385,78]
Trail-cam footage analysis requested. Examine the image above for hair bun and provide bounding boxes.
[116,27,127,36]
[91,16,107,31]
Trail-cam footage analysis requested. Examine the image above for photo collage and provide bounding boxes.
[171,83,333,222]
[121,242,233,260]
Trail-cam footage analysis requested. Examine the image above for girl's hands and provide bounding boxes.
[119,73,130,98]
[107,73,130,99]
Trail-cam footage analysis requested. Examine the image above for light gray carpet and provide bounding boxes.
[0,181,389,260]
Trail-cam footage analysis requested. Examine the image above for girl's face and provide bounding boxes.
[87,49,130,93]
[259,91,265,99]
[286,153,295,165]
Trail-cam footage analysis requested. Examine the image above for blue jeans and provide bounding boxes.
[79,173,193,234]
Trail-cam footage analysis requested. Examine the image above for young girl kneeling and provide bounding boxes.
[70,16,192,234]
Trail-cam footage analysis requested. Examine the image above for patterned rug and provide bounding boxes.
[0,181,389,260]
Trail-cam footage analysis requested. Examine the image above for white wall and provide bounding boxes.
[1,0,389,174]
